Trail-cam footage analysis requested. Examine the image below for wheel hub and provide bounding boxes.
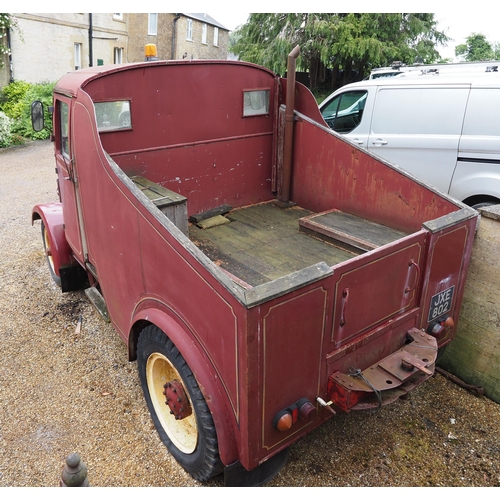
[163,379,192,420]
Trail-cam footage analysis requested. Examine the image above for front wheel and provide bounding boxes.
[137,325,223,482]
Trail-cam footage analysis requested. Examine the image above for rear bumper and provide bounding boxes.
[327,328,437,412]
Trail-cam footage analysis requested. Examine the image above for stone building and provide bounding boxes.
[1,14,128,86]
[127,13,229,63]
[0,13,230,88]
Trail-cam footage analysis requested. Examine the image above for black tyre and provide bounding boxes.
[137,325,223,482]
[471,201,495,210]
[41,222,61,287]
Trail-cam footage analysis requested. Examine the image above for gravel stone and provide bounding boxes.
[1,140,500,487]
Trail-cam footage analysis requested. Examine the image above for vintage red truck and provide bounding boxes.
[31,47,478,485]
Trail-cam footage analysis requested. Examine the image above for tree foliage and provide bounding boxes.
[455,33,498,62]
[230,13,449,89]
[0,14,18,68]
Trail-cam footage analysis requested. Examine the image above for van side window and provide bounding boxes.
[321,91,367,133]
[57,101,69,157]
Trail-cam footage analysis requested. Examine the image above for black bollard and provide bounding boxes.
[60,452,89,487]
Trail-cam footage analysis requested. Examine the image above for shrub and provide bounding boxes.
[17,81,55,140]
[0,80,31,119]
[0,80,55,142]
[0,110,12,147]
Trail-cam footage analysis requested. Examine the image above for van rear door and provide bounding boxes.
[366,85,470,194]
[452,86,500,203]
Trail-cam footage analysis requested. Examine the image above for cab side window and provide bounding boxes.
[321,91,367,133]
[57,100,69,157]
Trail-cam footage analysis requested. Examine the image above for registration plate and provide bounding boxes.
[428,285,455,322]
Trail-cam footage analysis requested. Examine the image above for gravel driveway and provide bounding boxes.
[1,140,500,487]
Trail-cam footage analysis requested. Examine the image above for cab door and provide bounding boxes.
[54,96,84,263]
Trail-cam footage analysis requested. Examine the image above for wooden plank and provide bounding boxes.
[129,175,188,236]
[190,202,356,286]
[299,209,407,252]
[129,175,186,207]
[189,204,233,223]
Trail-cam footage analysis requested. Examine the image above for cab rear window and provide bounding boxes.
[95,101,131,131]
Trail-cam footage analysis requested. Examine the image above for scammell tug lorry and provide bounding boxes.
[31,47,478,486]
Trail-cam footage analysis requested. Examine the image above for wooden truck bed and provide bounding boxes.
[189,201,409,287]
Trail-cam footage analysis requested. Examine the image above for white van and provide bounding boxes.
[319,72,500,208]
[368,61,499,79]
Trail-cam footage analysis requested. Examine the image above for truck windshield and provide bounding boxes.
[95,100,131,131]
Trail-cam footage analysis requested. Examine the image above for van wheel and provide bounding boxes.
[41,222,61,287]
[137,325,223,482]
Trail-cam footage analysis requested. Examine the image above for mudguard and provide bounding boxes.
[32,201,76,277]
[129,304,239,467]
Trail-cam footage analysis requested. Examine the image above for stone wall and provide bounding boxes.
[175,16,229,60]
[7,14,128,84]
[439,205,500,404]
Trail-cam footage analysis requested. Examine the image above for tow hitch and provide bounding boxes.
[327,328,437,412]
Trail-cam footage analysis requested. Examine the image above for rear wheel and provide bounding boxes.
[137,325,223,482]
[41,222,61,287]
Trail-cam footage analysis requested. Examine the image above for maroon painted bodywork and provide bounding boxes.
[32,58,478,474]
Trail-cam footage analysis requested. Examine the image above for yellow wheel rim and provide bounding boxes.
[146,352,198,454]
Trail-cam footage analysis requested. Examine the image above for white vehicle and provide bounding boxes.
[369,61,499,79]
[319,71,500,208]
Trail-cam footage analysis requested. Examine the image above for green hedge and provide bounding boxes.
[0,80,55,146]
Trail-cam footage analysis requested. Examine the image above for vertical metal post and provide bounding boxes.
[279,45,300,206]
[88,13,93,67]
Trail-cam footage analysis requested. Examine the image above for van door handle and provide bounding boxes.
[351,138,364,145]
[372,138,388,146]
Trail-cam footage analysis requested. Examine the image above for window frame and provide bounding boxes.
[74,42,82,70]
[56,100,70,158]
[114,47,123,64]
[94,100,132,133]
[321,90,368,134]
[213,27,219,47]
[186,19,193,41]
[202,23,207,44]
[148,13,158,35]
[242,89,271,117]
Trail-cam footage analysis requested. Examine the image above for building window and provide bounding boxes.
[113,13,123,20]
[114,47,123,64]
[148,13,158,35]
[74,43,82,70]
[202,23,207,44]
[214,27,219,47]
[186,19,193,41]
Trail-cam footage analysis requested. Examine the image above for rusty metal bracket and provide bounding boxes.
[435,366,485,397]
